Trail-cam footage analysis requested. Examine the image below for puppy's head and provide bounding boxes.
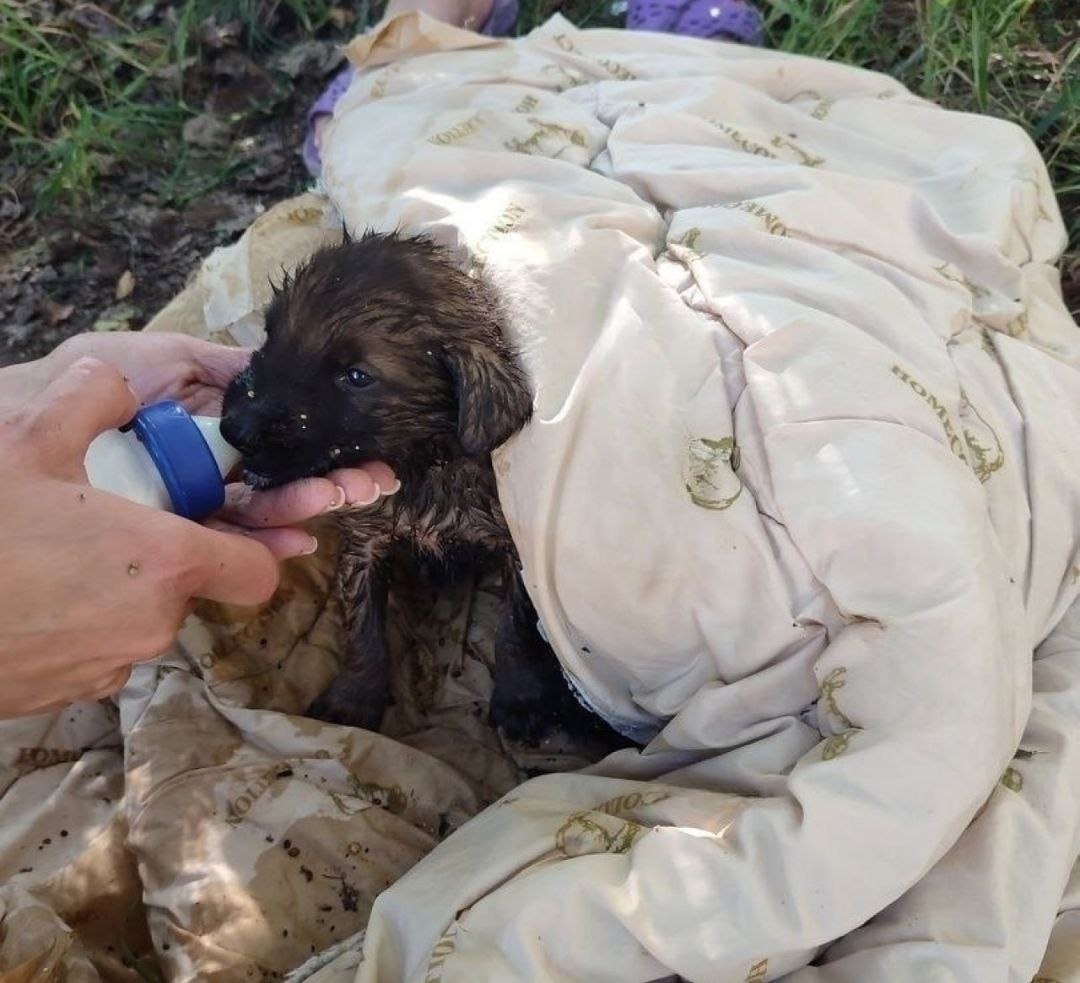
[220,231,532,488]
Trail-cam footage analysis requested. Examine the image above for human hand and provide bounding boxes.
[0,357,283,718]
[13,331,398,558]
[209,463,399,559]
[0,331,247,416]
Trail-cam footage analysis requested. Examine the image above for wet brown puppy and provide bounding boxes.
[220,230,626,748]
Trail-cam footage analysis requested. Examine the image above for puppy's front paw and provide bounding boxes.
[306,677,387,732]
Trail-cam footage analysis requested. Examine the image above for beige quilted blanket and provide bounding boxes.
[3,14,1080,983]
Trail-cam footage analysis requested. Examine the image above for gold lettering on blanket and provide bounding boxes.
[541,62,588,92]
[225,762,296,826]
[890,365,970,465]
[548,42,638,80]
[959,389,1005,483]
[513,93,540,113]
[595,56,637,81]
[822,729,856,760]
[554,790,668,856]
[14,747,82,774]
[326,788,365,817]
[594,790,670,815]
[472,202,527,272]
[348,775,408,813]
[933,262,991,300]
[424,924,459,983]
[685,436,743,511]
[784,89,835,120]
[429,114,484,147]
[1001,767,1023,792]
[746,959,769,983]
[370,63,402,100]
[195,585,299,673]
[819,668,854,730]
[709,120,779,159]
[769,135,825,168]
[680,227,701,253]
[892,366,1005,482]
[1004,308,1029,338]
[712,118,824,166]
[505,117,588,156]
[720,200,790,237]
[552,33,580,54]
[556,812,647,856]
[665,227,704,264]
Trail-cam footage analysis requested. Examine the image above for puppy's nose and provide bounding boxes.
[220,402,287,455]
[220,413,259,456]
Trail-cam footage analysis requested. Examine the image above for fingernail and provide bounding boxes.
[326,486,347,511]
[354,485,380,508]
[379,478,401,497]
[301,536,319,555]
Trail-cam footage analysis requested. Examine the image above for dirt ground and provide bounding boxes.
[0,7,348,365]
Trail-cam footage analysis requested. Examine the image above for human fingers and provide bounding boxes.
[168,518,281,606]
[218,477,352,528]
[203,517,318,561]
[326,463,399,501]
[19,358,136,468]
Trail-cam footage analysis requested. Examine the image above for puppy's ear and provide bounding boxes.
[440,339,533,456]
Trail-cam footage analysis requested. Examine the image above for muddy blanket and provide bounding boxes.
[4,13,1080,983]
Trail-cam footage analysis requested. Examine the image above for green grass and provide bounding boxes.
[2,1,184,208]
[1,0,1076,260]
[0,0,346,212]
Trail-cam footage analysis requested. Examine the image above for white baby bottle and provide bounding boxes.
[83,401,242,521]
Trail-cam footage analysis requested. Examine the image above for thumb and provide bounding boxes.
[177,519,282,607]
[21,357,137,468]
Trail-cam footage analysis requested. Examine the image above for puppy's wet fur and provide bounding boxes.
[221,230,628,752]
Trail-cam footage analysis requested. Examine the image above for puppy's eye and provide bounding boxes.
[344,366,375,388]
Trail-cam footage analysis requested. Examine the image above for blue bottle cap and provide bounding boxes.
[132,401,226,521]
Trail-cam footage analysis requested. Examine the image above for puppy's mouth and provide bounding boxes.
[240,452,340,491]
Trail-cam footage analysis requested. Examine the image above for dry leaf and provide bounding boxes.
[270,41,344,80]
[40,297,74,327]
[93,303,137,332]
[115,269,136,300]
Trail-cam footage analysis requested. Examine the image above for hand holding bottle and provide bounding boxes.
[3,331,397,537]
[0,334,396,719]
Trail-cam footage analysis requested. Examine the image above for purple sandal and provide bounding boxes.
[303,0,519,176]
[628,0,764,44]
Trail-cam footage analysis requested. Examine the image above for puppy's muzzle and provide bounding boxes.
[220,400,297,457]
